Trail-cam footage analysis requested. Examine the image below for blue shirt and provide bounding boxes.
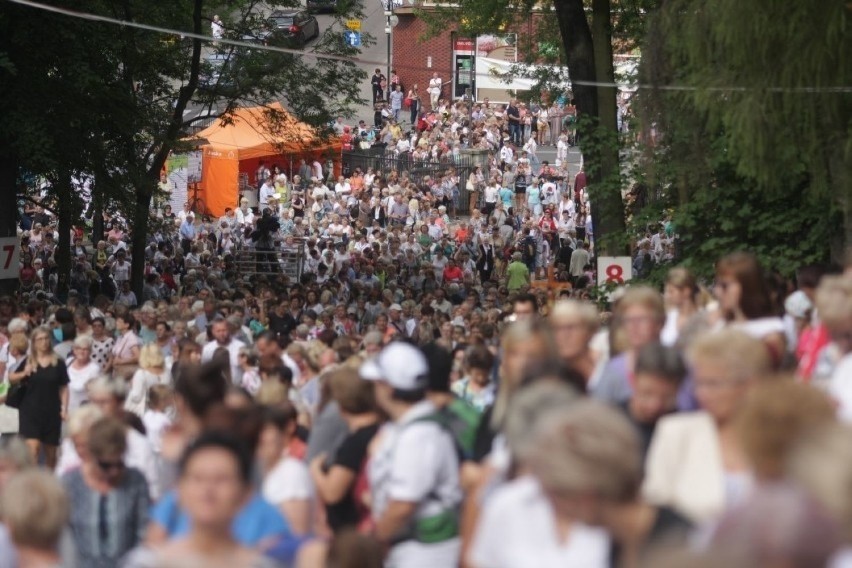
[179,221,196,240]
[150,491,290,545]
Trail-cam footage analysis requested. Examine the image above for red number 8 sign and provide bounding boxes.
[596,257,632,287]
[605,264,624,284]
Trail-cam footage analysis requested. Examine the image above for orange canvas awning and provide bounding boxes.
[193,103,340,215]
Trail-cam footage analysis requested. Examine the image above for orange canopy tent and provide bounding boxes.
[193,103,341,216]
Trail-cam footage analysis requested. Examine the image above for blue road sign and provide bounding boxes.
[345,31,361,47]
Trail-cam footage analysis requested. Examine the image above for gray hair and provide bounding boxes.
[525,398,642,502]
[505,382,581,460]
[87,375,129,401]
[0,436,34,471]
[72,335,94,350]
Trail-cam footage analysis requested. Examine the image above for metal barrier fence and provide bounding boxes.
[342,149,481,215]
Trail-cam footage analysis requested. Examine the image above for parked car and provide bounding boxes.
[265,9,320,49]
[199,52,239,95]
[307,0,338,13]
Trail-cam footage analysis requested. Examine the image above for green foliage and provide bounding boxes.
[654,0,851,215]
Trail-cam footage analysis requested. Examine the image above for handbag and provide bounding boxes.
[5,381,26,408]
[404,97,412,108]
[5,357,28,409]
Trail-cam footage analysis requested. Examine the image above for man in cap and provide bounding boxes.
[363,342,462,565]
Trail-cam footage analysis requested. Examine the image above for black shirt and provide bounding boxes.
[325,423,380,532]
[618,400,660,463]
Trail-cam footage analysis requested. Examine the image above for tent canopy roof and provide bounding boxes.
[193,102,338,160]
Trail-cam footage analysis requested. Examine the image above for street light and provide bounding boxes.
[382,0,400,101]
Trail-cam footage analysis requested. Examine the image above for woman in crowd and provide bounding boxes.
[257,403,313,536]
[310,368,382,533]
[591,286,666,405]
[548,299,600,385]
[125,432,280,567]
[714,251,786,365]
[471,392,690,567]
[66,335,101,414]
[90,316,115,369]
[10,326,69,469]
[62,416,150,567]
[642,329,771,524]
[473,319,555,464]
[125,343,170,417]
[661,267,703,347]
[1,470,69,568]
[111,312,141,380]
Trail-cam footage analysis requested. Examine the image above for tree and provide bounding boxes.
[646,0,851,259]
[1,0,368,298]
[424,0,647,253]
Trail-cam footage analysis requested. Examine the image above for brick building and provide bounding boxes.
[391,8,543,105]
[391,11,457,104]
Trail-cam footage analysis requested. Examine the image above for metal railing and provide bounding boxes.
[342,148,480,214]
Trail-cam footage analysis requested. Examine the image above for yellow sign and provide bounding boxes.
[345,19,361,31]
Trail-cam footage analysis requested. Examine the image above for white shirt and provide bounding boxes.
[368,400,462,567]
[428,77,442,96]
[142,409,172,454]
[484,184,499,204]
[829,353,852,423]
[66,361,101,414]
[259,183,276,207]
[262,455,314,505]
[125,368,170,417]
[470,476,611,568]
[201,337,246,384]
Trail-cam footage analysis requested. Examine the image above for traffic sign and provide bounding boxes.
[345,19,361,31]
[596,256,632,286]
[344,31,361,47]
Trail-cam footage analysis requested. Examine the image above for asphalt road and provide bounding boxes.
[312,3,390,125]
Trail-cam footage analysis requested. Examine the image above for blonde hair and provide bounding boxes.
[492,320,555,430]
[789,424,852,541]
[1,470,69,550]
[67,405,104,437]
[666,267,698,297]
[550,299,600,332]
[815,275,852,330]
[736,379,835,480]
[526,399,642,502]
[687,329,771,381]
[139,343,165,371]
[616,286,666,323]
[27,326,58,367]
[505,382,580,460]
[72,335,94,350]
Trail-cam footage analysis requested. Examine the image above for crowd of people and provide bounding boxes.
[5,91,852,568]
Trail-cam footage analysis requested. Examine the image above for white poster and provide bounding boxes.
[0,238,18,280]
[596,256,632,286]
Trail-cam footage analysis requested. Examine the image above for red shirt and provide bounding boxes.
[443,265,463,283]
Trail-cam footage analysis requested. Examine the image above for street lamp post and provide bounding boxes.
[383,0,394,101]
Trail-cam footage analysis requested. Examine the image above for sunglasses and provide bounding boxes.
[97,460,125,472]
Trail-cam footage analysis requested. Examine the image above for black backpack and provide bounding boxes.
[523,237,536,263]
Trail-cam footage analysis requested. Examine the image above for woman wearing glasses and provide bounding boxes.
[9,326,69,469]
[62,416,149,568]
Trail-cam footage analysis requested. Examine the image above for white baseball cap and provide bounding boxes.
[359,342,429,391]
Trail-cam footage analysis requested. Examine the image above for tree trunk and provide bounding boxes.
[130,186,152,301]
[0,149,19,298]
[129,0,204,298]
[553,0,625,255]
[590,0,626,255]
[54,174,72,303]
